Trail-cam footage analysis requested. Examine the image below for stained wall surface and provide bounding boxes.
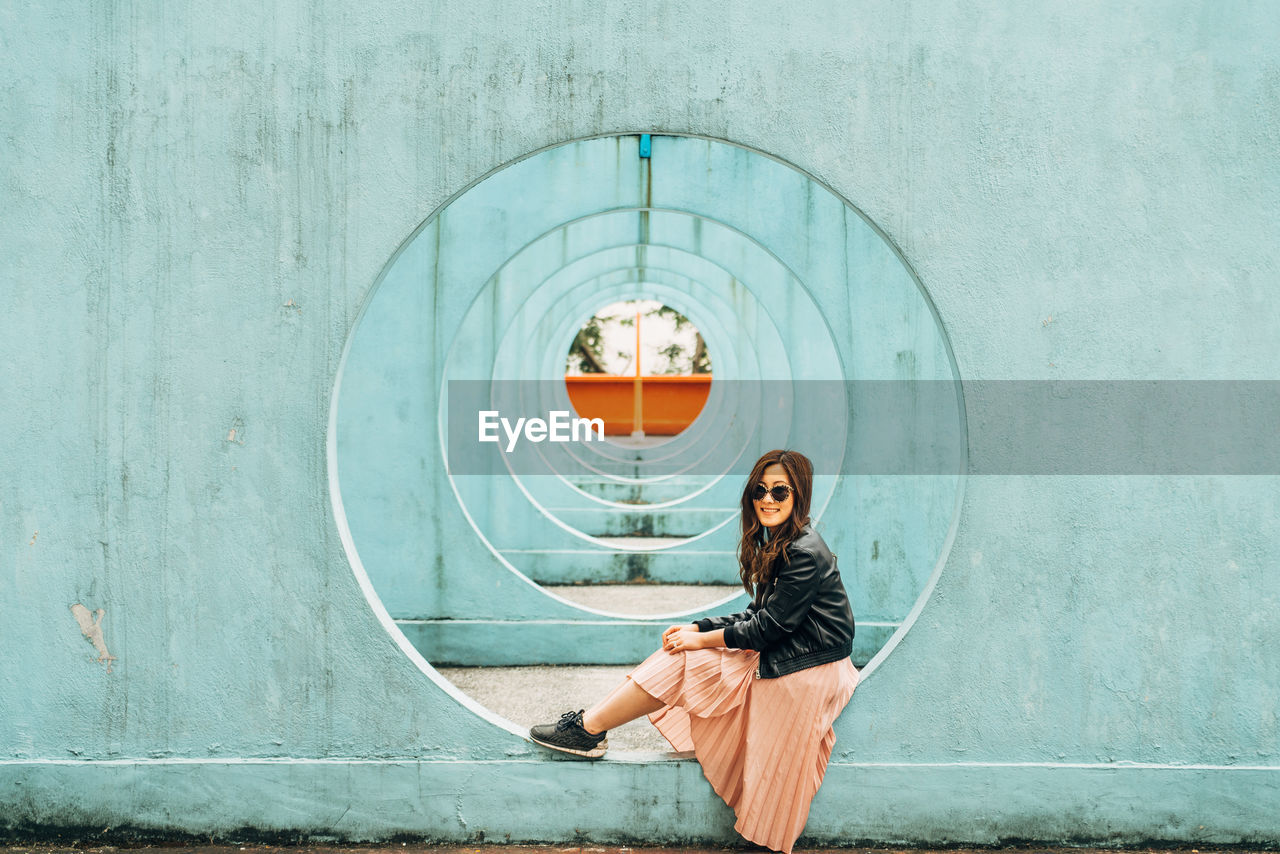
[2,1,1279,845]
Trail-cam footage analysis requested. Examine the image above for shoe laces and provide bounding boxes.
[555,709,585,732]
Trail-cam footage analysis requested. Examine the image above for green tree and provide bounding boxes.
[646,304,711,374]
[567,316,607,373]
[565,302,711,375]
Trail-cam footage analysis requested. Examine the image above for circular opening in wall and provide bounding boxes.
[564,299,713,450]
[330,132,967,751]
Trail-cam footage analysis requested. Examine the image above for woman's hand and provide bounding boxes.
[663,626,705,653]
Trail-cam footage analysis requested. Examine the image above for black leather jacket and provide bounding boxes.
[695,524,855,678]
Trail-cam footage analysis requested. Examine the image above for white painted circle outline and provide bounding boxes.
[327,132,969,750]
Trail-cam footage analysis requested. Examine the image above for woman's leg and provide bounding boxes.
[581,675,665,734]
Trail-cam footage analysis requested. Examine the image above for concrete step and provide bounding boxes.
[564,478,722,504]
[501,545,739,585]
[435,664,674,753]
[542,506,737,537]
[548,583,741,613]
[397,584,897,667]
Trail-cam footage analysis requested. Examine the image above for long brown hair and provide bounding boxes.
[738,449,813,593]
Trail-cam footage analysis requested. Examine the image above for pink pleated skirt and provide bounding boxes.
[627,645,859,854]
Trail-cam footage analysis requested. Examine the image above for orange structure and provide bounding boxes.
[564,375,711,435]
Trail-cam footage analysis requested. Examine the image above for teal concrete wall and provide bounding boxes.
[3,0,1279,846]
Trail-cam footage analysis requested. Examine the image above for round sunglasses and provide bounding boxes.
[750,483,795,503]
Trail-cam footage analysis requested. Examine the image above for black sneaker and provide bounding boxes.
[529,709,608,758]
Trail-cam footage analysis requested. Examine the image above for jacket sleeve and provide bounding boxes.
[722,546,823,650]
[694,600,757,632]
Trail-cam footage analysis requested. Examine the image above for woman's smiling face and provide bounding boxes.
[753,463,795,529]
